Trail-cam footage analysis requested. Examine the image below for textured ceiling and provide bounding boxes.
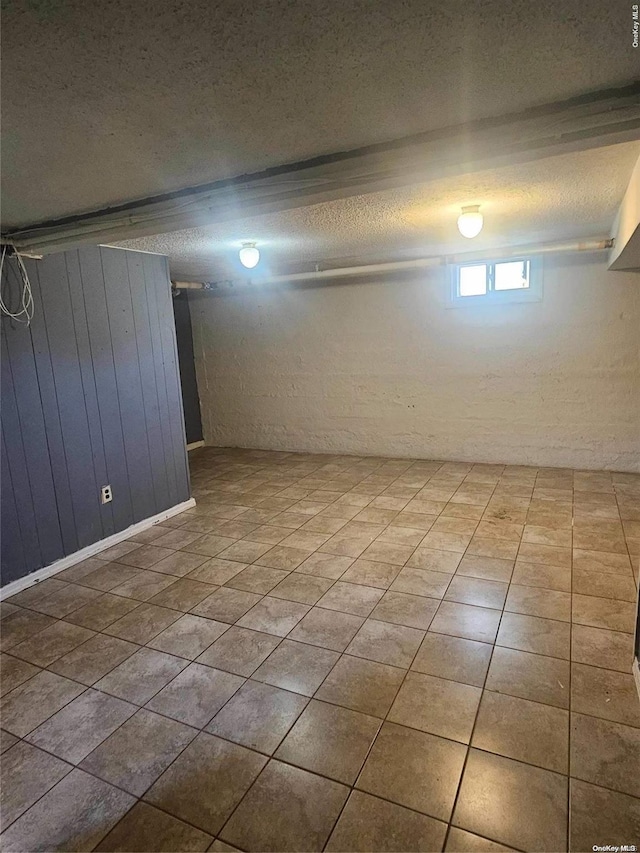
[117,142,640,279]
[2,0,639,227]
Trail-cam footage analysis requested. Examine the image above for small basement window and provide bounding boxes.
[449,257,542,306]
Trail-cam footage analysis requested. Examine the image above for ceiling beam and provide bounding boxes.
[3,83,640,255]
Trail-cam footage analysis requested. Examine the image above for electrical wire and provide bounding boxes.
[0,245,35,324]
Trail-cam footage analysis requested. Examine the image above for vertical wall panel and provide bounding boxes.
[1,437,26,584]
[77,246,135,533]
[66,249,115,539]
[38,253,103,548]
[1,246,191,585]
[27,260,78,555]
[126,252,169,510]
[154,255,191,501]
[101,248,155,522]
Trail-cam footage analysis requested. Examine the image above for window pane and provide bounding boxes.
[459,264,487,296]
[494,260,529,290]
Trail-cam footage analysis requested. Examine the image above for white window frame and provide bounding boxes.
[447,255,543,307]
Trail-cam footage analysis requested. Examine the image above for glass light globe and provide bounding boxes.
[457,206,483,239]
[239,243,260,269]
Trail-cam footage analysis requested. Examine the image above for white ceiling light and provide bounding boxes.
[239,241,260,268]
[457,205,483,239]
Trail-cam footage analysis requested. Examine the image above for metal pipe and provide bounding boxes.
[172,238,613,291]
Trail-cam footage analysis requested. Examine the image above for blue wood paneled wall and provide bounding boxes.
[1,246,191,585]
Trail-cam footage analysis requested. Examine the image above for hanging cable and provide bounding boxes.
[0,245,35,324]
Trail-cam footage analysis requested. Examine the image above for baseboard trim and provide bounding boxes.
[187,440,205,451]
[0,498,196,600]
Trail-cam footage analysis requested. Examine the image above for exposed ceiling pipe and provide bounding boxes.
[172,238,613,291]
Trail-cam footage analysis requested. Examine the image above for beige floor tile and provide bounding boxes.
[275,699,380,784]
[146,663,244,727]
[296,552,354,579]
[197,626,280,676]
[497,612,571,659]
[340,558,402,589]
[80,707,196,795]
[96,647,188,704]
[572,549,632,575]
[244,524,292,544]
[571,624,634,673]
[356,721,466,821]
[476,519,523,542]
[391,511,438,531]
[145,733,267,835]
[411,632,492,688]
[269,572,333,604]
[255,545,312,571]
[431,601,501,644]
[571,662,640,727]
[116,544,177,570]
[48,634,138,685]
[224,563,289,594]
[220,759,349,852]
[522,524,572,547]
[187,557,246,585]
[505,584,571,621]
[0,670,85,737]
[359,541,415,566]
[569,779,640,853]
[147,577,216,610]
[0,741,71,831]
[390,566,451,598]
[288,606,364,651]
[316,581,384,616]
[472,690,569,772]
[452,749,568,852]
[64,592,139,630]
[253,639,339,696]
[110,569,177,602]
[97,541,143,562]
[103,602,181,644]
[406,547,462,573]
[208,680,307,753]
[389,671,481,743]
[148,614,229,659]
[148,550,211,577]
[0,768,134,853]
[316,654,404,717]
[445,827,516,851]
[444,576,508,610]
[326,789,447,852]
[371,590,438,630]
[280,530,332,550]
[572,569,637,601]
[511,560,572,592]
[190,586,262,623]
[10,620,95,667]
[346,618,424,668]
[466,537,519,561]
[0,609,56,651]
[183,534,238,558]
[570,712,640,797]
[377,525,426,546]
[7,578,68,609]
[26,688,136,764]
[485,646,570,708]
[455,554,514,582]
[95,801,212,852]
[65,564,140,594]
[572,594,636,633]
[217,540,274,564]
[237,596,310,636]
[0,653,40,697]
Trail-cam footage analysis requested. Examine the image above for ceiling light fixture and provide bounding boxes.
[239,242,260,269]
[457,205,483,239]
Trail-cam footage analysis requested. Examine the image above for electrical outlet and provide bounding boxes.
[100,485,113,504]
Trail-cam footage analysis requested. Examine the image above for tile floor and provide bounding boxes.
[1,447,639,852]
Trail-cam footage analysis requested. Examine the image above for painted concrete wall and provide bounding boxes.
[1,246,191,585]
[190,253,640,472]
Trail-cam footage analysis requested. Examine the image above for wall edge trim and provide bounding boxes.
[187,440,205,451]
[0,497,196,599]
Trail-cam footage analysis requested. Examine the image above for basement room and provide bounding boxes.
[1,1,639,851]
